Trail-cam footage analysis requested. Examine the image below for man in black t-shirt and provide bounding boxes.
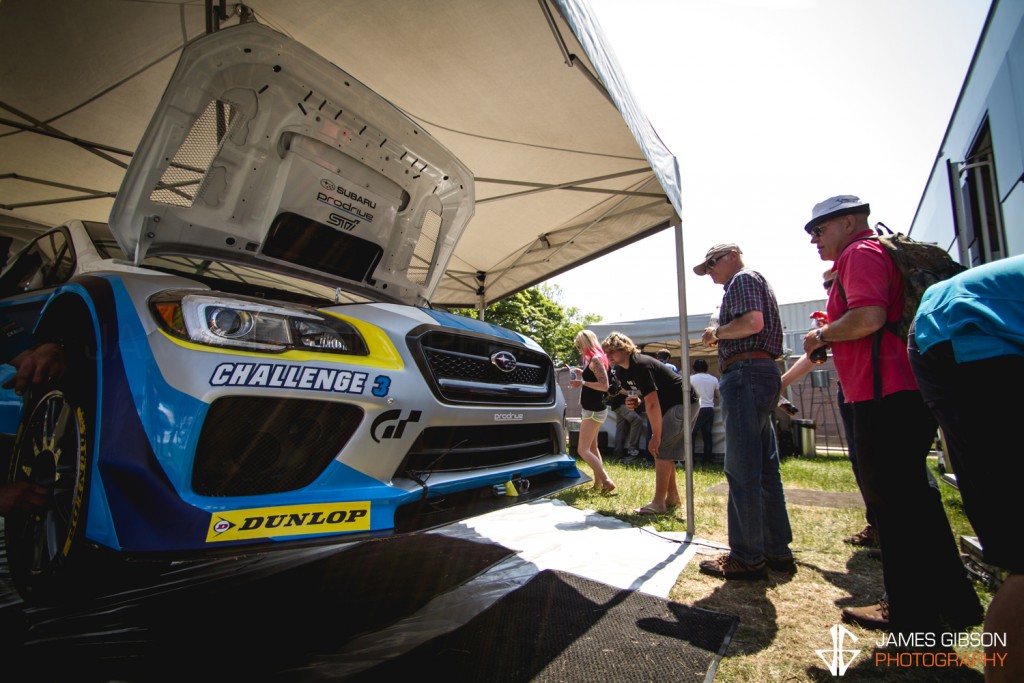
[601,332,685,515]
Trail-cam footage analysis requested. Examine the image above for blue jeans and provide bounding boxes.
[837,384,874,527]
[612,403,643,452]
[720,358,792,564]
[691,406,715,461]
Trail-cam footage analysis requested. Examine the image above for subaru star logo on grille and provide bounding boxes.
[490,351,517,372]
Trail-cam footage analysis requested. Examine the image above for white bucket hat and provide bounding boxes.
[804,195,870,233]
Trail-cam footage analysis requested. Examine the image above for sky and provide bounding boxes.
[543,0,991,323]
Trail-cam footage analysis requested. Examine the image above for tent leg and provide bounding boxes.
[672,210,695,538]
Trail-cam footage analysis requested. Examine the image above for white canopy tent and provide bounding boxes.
[0,0,686,306]
[0,0,698,532]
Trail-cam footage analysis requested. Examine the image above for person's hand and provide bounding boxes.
[0,481,48,516]
[802,329,826,358]
[6,342,66,396]
[568,367,583,389]
[702,326,718,347]
[647,434,661,458]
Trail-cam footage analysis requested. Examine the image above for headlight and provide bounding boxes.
[150,291,368,355]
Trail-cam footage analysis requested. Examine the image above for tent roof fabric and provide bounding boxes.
[0,0,681,308]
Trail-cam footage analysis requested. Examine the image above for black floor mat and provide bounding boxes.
[16,533,515,681]
[349,569,740,683]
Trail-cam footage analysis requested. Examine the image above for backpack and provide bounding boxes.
[834,222,966,398]
[866,222,967,341]
[835,222,966,342]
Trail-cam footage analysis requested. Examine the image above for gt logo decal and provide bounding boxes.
[210,363,368,394]
[370,409,421,442]
[206,502,371,542]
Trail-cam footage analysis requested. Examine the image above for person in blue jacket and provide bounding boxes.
[908,254,1024,683]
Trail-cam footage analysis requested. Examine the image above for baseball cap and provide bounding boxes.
[804,195,870,233]
[693,243,741,276]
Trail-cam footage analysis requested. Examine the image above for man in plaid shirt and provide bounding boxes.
[693,243,794,581]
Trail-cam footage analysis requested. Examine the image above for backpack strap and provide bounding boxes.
[871,326,884,401]
[833,277,885,401]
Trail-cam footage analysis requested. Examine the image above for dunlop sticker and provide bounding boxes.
[206,502,371,542]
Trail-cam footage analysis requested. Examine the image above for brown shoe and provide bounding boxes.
[842,599,890,630]
[699,554,767,581]
[844,524,879,547]
[765,554,797,574]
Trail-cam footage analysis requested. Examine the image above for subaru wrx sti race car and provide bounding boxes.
[0,22,584,603]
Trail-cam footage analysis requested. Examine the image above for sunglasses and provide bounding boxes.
[808,215,847,237]
[704,252,731,270]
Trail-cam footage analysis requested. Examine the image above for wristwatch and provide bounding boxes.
[814,327,826,344]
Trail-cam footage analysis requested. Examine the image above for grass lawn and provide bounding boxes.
[552,447,995,682]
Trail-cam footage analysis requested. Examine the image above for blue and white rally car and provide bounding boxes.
[0,22,584,603]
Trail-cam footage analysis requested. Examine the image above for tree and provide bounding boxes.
[448,284,600,366]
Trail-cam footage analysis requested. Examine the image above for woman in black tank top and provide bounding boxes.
[570,330,616,494]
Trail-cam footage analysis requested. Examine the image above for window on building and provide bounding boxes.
[947,119,1007,266]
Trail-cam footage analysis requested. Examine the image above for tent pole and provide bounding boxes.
[476,271,487,321]
[672,210,695,538]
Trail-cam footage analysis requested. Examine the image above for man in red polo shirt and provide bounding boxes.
[801,195,982,635]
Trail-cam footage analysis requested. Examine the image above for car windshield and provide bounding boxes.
[83,221,372,306]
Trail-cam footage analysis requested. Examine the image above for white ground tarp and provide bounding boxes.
[0,0,682,307]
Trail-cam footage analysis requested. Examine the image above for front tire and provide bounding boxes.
[5,385,94,604]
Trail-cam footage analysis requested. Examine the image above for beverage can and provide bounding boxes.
[810,311,828,364]
[707,305,721,347]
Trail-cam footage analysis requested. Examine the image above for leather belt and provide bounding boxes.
[721,350,776,372]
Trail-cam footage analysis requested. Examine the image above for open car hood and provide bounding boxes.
[109,22,474,307]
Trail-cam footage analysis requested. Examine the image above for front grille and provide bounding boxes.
[411,329,555,404]
[193,397,362,496]
[400,423,561,474]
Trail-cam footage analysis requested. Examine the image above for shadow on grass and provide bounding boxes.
[689,579,777,657]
